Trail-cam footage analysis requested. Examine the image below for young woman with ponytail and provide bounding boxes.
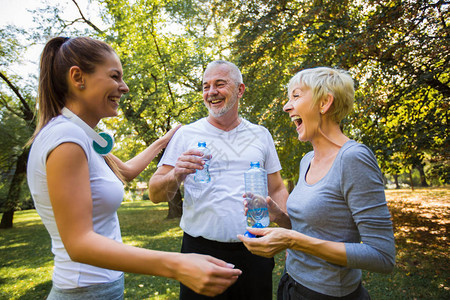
[27,37,241,299]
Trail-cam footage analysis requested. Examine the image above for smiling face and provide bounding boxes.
[283,85,321,142]
[202,64,243,119]
[78,52,129,126]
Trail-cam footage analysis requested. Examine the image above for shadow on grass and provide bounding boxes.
[118,201,182,250]
[362,189,449,299]
[18,280,52,300]
[0,223,52,269]
[117,202,184,299]
[0,214,53,299]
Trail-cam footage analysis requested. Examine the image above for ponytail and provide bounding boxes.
[28,36,114,145]
[28,37,124,181]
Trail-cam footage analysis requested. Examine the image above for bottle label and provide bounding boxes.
[194,143,211,183]
[245,163,269,228]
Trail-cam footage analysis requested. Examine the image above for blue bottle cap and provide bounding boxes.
[250,161,260,168]
[253,222,264,228]
[244,231,256,238]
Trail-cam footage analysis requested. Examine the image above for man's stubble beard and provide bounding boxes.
[206,90,239,118]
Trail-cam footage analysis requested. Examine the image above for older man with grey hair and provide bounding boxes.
[149,60,288,300]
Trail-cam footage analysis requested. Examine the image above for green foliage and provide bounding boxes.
[0,28,36,215]
[0,26,27,66]
[1,0,447,224]
[93,0,238,184]
[7,0,447,187]
[218,0,449,183]
[0,112,31,205]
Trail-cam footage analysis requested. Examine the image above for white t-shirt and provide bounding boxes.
[158,118,282,242]
[27,115,124,289]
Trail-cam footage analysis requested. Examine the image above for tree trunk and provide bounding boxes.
[382,173,388,188]
[0,209,14,229]
[167,188,183,219]
[416,165,429,187]
[0,147,29,229]
[394,174,400,189]
[409,169,415,191]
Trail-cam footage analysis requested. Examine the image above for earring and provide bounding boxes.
[321,110,324,114]
[80,84,85,90]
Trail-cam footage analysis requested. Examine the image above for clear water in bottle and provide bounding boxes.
[244,161,269,231]
[194,141,211,183]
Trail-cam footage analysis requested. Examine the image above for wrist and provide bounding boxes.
[155,138,166,152]
[171,253,192,282]
[165,252,182,280]
[171,168,186,186]
[286,230,300,249]
[288,231,318,253]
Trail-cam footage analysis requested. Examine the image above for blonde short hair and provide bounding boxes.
[288,67,355,123]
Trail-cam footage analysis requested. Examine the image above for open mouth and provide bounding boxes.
[291,116,302,127]
[110,97,120,105]
[208,97,224,105]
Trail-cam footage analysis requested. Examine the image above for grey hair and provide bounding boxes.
[205,60,243,84]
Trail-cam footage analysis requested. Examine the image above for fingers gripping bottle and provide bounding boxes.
[244,161,269,237]
[194,142,211,183]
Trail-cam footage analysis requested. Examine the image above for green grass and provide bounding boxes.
[1,188,449,299]
[0,210,53,299]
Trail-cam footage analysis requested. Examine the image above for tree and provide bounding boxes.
[0,27,36,228]
[218,0,449,185]
[0,0,105,227]
[95,0,239,217]
[1,0,239,222]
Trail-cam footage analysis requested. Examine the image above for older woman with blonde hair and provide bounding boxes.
[239,67,395,299]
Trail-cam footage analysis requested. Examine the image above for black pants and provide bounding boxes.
[277,273,370,300]
[179,232,274,300]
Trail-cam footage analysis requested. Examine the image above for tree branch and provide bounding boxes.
[71,0,104,34]
[0,95,23,119]
[0,71,34,122]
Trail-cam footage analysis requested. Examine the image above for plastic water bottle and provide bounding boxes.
[194,142,211,183]
[244,161,269,237]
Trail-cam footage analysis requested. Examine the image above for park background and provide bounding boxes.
[0,0,448,299]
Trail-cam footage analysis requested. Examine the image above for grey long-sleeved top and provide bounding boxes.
[286,140,395,297]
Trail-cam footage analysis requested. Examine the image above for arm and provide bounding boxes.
[240,167,344,264]
[341,145,396,273]
[267,171,289,212]
[240,173,345,263]
[47,142,241,296]
[267,172,291,228]
[238,227,347,266]
[148,149,205,203]
[239,146,396,273]
[108,125,181,182]
[147,165,180,204]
